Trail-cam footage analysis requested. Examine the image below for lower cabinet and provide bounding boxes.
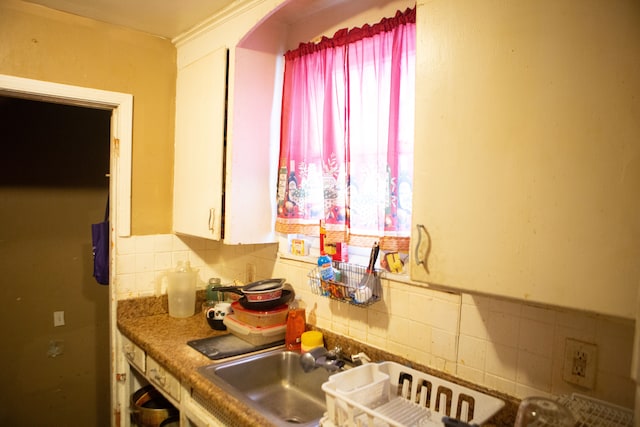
[180,392,228,427]
[119,333,229,427]
[147,356,181,404]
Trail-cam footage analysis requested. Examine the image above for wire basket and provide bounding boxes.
[308,261,382,307]
[556,394,633,427]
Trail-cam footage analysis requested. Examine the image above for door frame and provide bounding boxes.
[0,73,132,426]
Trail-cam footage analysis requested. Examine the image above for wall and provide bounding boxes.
[0,0,176,235]
[117,234,635,408]
[0,98,111,426]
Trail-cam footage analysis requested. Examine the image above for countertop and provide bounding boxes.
[117,294,519,427]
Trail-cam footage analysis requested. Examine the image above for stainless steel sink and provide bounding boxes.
[198,348,333,426]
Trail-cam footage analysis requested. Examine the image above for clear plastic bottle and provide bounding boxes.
[285,298,306,351]
[167,260,197,318]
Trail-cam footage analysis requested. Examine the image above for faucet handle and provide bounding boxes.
[351,352,371,365]
[327,346,342,359]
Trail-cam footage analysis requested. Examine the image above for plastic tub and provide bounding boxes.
[230,301,288,328]
[223,314,286,346]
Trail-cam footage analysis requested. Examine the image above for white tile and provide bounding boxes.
[426,298,460,333]
[135,271,155,295]
[367,333,387,350]
[135,235,155,253]
[386,285,410,318]
[516,350,552,392]
[116,273,136,297]
[485,343,518,381]
[596,317,634,377]
[460,301,489,339]
[349,323,368,342]
[153,234,174,252]
[555,308,598,331]
[484,373,517,396]
[135,252,155,273]
[514,384,552,400]
[594,371,636,409]
[117,236,136,255]
[407,292,431,324]
[431,328,458,362]
[386,341,411,360]
[487,310,520,348]
[154,251,172,272]
[462,293,491,308]
[457,364,485,384]
[407,320,432,353]
[458,334,486,370]
[518,318,554,356]
[117,253,136,274]
[489,297,522,317]
[521,303,556,325]
[171,252,190,267]
[388,315,411,346]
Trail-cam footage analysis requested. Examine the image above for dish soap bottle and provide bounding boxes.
[285,298,306,351]
[317,220,335,281]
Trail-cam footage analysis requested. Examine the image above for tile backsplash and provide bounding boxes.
[116,234,635,408]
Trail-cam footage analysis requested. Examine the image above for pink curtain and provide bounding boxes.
[276,8,415,251]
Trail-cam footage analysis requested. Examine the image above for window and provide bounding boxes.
[275,8,416,252]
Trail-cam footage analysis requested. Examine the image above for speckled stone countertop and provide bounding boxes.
[117,294,519,427]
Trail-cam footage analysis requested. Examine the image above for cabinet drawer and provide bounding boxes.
[122,335,146,373]
[147,356,181,402]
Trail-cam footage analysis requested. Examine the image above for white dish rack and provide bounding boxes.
[556,394,633,427]
[321,362,505,427]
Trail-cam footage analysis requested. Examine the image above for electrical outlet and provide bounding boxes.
[246,263,256,283]
[563,338,597,389]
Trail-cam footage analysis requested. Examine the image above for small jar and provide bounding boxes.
[206,277,223,302]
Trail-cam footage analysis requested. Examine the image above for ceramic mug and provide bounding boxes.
[213,302,232,320]
[202,301,226,330]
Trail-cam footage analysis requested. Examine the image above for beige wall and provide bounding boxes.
[0,0,176,235]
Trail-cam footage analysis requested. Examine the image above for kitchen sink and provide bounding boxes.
[198,348,333,426]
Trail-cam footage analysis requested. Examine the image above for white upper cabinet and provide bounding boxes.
[410,1,640,319]
[173,47,227,240]
[173,2,284,244]
[173,0,413,244]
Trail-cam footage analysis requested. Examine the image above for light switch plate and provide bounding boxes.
[53,311,65,327]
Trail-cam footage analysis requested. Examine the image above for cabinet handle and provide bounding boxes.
[415,224,431,274]
[208,208,215,233]
[150,368,166,386]
[124,345,134,361]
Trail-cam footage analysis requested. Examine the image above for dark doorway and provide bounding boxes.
[0,95,112,426]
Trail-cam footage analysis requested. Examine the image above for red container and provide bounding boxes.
[230,301,289,328]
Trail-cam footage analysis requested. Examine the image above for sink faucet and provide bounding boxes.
[300,346,346,373]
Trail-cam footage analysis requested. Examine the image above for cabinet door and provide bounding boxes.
[174,47,228,239]
[146,356,181,403]
[410,1,640,319]
[122,334,146,373]
[223,47,280,244]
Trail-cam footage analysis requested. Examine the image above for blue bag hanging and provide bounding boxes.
[92,196,110,285]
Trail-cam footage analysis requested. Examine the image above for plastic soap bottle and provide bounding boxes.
[285,298,306,351]
[317,220,335,281]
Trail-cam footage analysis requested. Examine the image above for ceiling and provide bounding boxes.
[23,0,238,39]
